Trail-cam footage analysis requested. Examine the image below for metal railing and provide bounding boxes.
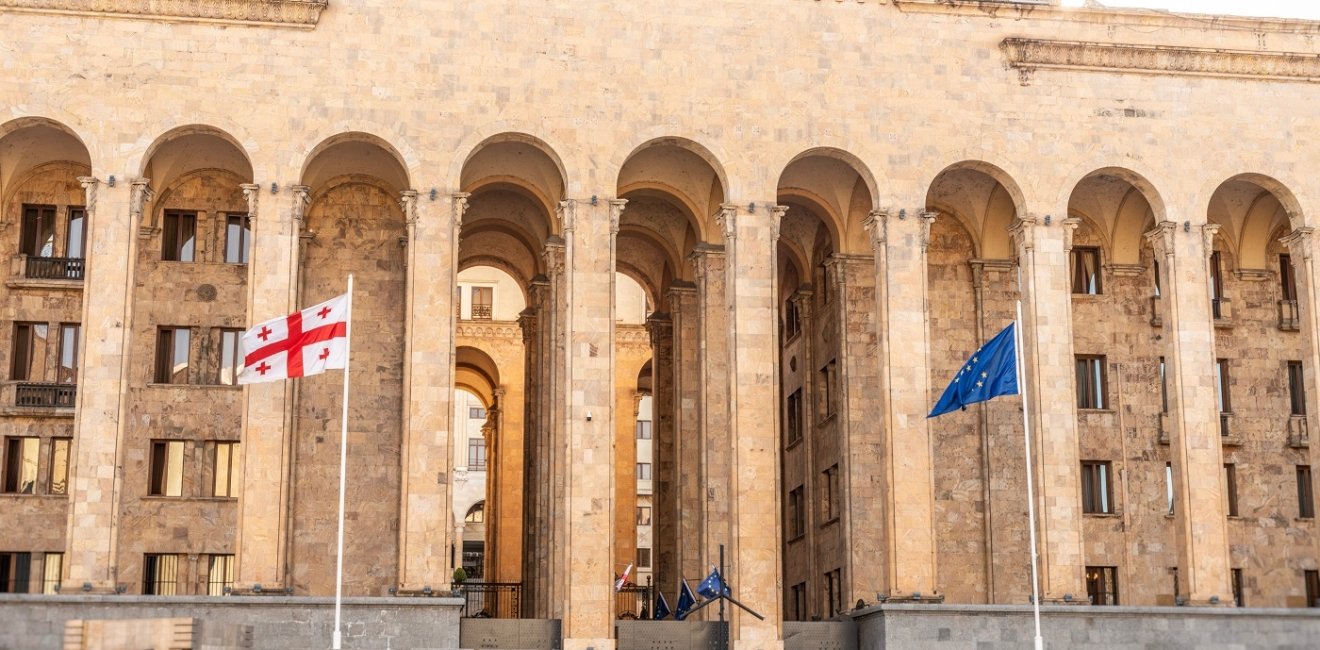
[471,304,493,320]
[615,582,652,620]
[25,256,84,280]
[1149,295,1163,327]
[1279,300,1301,331]
[15,382,76,408]
[1220,413,1231,438]
[1289,415,1310,448]
[453,581,520,618]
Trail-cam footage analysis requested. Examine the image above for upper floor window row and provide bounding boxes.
[161,211,250,264]
[20,204,85,260]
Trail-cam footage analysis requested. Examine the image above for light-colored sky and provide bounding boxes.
[1061,0,1320,20]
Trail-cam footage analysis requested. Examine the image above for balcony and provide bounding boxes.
[25,256,84,280]
[1158,412,1169,444]
[1212,297,1233,328]
[1149,295,1163,327]
[13,382,76,409]
[1279,300,1301,332]
[1289,415,1310,448]
[470,304,492,320]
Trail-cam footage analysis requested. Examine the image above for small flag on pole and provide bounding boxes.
[239,293,350,384]
[697,567,730,599]
[675,578,698,620]
[654,590,671,620]
[928,322,1019,418]
[614,563,633,592]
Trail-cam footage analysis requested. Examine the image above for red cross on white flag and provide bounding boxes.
[238,292,350,384]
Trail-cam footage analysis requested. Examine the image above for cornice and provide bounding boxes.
[0,0,328,29]
[1002,38,1320,84]
[895,1,1320,35]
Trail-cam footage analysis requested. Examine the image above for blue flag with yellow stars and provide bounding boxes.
[928,322,1019,418]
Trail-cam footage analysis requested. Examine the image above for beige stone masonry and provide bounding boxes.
[1146,221,1232,604]
[1009,215,1086,601]
[689,243,732,609]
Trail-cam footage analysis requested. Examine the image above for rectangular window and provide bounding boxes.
[824,568,842,616]
[818,361,837,418]
[1071,247,1102,294]
[219,329,242,386]
[3,437,39,494]
[11,322,49,381]
[1153,258,1162,297]
[468,406,486,419]
[49,438,70,496]
[142,554,179,595]
[1085,566,1118,605]
[1231,568,1244,608]
[790,582,807,621]
[1281,254,1298,301]
[149,440,185,497]
[636,547,652,569]
[1306,570,1320,608]
[1210,250,1225,319]
[162,211,197,262]
[636,506,651,526]
[1224,463,1239,517]
[224,214,251,264]
[1159,357,1168,414]
[1299,465,1315,519]
[820,465,840,523]
[1215,359,1232,414]
[1289,361,1307,416]
[636,462,652,481]
[786,389,803,446]
[66,207,86,259]
[20,204,56,257]
[213,442,239,498]
[1081,460,1113,514]
[1166,462,1175,515]
[0,552,32,593]
[783,298,801,341]
[42,552,62,595]
[470,286,493,320]
[57,324,79,384]
[467,436,486,469]
[636,420,653,440]
[1076,355,1107,409]
[154,328,191,384]
[207,554,234,596]
[788,485,805,540]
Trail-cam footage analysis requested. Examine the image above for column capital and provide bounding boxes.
[1201,222,1221,254]
[77,176,99,212]
[543,241,566,276]
[1144,220,1178,258]
[1008,214,1038,253]
[609,198,628,236]
[918,209,937,252]
[239,183,260,220]
[399,189,419,226]
[715,203,738,242]
[450,192,470,229]
[770,204,789,242]
[517,308,537,343]
[863,209,887,252]
[1281,227,1314,262]
[131,179,156,238]
[1061,216,1082,253]
[557,199,576,233]
[686,244,725,281]
[291,185,312,222]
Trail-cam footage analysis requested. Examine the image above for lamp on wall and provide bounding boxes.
[430,188,438,201]
[107,175,116,188]
[270,182,279,194]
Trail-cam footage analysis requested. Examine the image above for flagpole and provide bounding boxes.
[1014,300,1045,650]
[332,274,354,650]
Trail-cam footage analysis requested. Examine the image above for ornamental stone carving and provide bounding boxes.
[78,177,98,214]
[240,183,260,221]
[291,185,311,223]
[1002,38,1320,85]
[0,0,328,28]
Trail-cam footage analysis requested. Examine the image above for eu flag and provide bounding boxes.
[697,568,729,599]
[928,322,1019,418]
[675,578,698,620]
[654,589,671,620]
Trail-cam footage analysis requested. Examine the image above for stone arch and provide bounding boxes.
[617,136,729,244]
[301,131,410,195]
[1066,167,1165,266]
[138,124,253,181]
[0,118,93,209]
[925,160,1027,260]
[456,345,502,407]
[460,132,567,236]
[777,147,878,255]
[1208,174,1304,270]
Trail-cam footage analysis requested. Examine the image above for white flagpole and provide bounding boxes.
[332,274,354,650]
[1014,299,1045,650]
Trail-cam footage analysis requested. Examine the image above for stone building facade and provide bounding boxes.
[1,0,1319,648]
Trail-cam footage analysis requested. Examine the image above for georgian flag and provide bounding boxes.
[238,293,350,384]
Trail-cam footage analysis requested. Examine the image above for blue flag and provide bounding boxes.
[675,578,698,620]
[697,568,729,599]
[928,322,1019,418]
[654,589,671,620]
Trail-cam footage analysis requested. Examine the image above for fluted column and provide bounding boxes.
[721,202,784,649]
[665,283,701,591]
[395,189,460,589]
[1147,220,1231,604]
[1008,214,1086,601]
[862,209,938,599]
[688,243,730,598]
[647,311,677,599]
[233,183,305,591]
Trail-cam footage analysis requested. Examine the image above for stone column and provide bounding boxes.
[688,244,730,594]
[234,183,305,591]
[395,190,460,590]
[1281,230,1320,516]
[720,203,783,649]
[1007,215,1086,601]
[648,311,677,597]
[544,229,568,618]
[665,283,702,590]
[517,298,545,611]
[825,250,885,602]
[558,198,620,649]
[861,209,938,599]
[64,174,142,592]
[1147,220,1232,604]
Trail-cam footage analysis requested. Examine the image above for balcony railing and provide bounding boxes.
[1212,297,1232,326]
[1289,414,1310,448]
[1220,413,1232,438]
[1149,295,1163,327]
[1279,300,1301,331]
[25,256,84,280]
[14,382,76,408]
[1157,412,1169,444]
[470,304,493,320]
[453,581,520,618]
[615,582,653,620]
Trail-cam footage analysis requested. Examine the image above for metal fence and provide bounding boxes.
[454,581,521,618]
[15,383,76,408]
[25,256,84,280]
[616,583,653,620]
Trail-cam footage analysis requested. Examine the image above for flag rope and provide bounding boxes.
[1015,299,1045,650]
[332,274,354,650]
